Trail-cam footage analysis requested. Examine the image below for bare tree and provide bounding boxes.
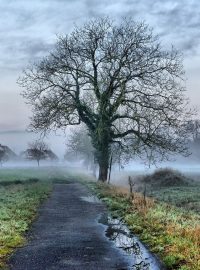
[65,126,125,179]
[25,141,49,166]
[65,126,95,170]
[19,18,192,181]
[186,119,200,141]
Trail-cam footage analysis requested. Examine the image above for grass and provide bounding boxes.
[0,166,94,269]
[128,168,200,214]
[87,182,200,270]
[0,166,71,183]
[0,167,66,269]
[0,181,52,269]
[0,166,199,270]
[0,166,94,184]
[147,185,200,213]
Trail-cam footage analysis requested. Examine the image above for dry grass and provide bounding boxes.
[92,182,200,270]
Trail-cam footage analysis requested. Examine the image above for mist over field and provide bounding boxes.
[0,130,68,158]
[1,141,200,188]
[1,129,200,173]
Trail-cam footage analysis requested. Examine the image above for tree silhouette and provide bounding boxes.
[19,18,192,181]
[25,141,49,166]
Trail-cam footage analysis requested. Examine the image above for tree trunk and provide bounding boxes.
[97,148,109,182]
[98,162,109,182]
[92,119,111,182]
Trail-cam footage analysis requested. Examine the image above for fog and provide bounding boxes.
[1,157,200,186]
[110,160,200,186]
[1,129,200,186]
[0,130,69,158]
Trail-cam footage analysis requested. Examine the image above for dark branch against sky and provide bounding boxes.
[0,0,200,133]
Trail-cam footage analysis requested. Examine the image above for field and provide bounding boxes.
[0,166,95,269]
[0,166,199,270]
[88,168,200,270]
[0,167,69,269]
[111,168,200,214]
[0,168,56,268]
[134,169,200,214]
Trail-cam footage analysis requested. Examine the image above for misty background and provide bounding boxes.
[0,0,200,169]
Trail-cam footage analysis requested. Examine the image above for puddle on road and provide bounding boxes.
[80,196,101,203]
[99,214,164,270]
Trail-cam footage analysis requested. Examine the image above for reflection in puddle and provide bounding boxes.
[99,215,164,270]
[80,196,101,203]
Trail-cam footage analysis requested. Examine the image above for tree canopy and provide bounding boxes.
[24,141,50,166]
[19,18,192,181]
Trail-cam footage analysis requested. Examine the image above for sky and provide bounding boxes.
[0,0,200,156]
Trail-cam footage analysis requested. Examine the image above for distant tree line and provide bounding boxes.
[0,144,17,166]
[1,119,200,170]
[0,141,58,167]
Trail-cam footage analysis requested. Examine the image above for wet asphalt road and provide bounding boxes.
[9,183,131,270]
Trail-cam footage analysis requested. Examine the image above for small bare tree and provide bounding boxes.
[26,141,49,166]
[65,126,96,173]
[19,18,192,181]
[186,119,200,140]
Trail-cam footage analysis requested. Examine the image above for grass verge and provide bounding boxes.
[0,166,93,269]
[0,180,52,269]
[87,182,200,270]
[0,170,54,269]
[139,169,200,214]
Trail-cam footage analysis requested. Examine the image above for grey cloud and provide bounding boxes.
[147,1,200,54]
[0,0,200,74]
[0,35,53,70]
[84,0,200,54]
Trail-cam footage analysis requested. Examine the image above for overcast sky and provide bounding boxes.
[0,0,200,153]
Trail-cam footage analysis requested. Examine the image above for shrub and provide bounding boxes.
[142,168,189,187]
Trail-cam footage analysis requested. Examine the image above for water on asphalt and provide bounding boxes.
[99,214,164,270]
[9,183,164,270]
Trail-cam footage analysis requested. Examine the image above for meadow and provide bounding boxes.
[0,166,94,269]
[0,166,199,270]
[0,168,57,268]
[87,169,200,270]
[135,169,200,214]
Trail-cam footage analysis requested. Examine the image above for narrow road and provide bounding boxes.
[9,183,132,270]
